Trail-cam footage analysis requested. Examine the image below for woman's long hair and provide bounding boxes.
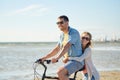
[82,32,92,52]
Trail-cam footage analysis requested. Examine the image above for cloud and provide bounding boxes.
[14,5,40,14]
[4,4,49,16]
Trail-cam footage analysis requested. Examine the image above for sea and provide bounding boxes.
[0,42,120,80]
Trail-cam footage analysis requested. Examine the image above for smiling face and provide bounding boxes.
[81,33,91,47]
[56,18,68,31]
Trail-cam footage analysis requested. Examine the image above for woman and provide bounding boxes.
[69,32,100,80]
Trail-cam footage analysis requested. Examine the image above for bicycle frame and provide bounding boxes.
[34,59,79,80]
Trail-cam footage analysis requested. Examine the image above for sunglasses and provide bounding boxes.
[82,37,90,41]
[56,21,64,25]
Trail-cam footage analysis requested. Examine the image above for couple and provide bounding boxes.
[39,15,100,80]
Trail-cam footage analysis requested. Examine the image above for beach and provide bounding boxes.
[100,71,120,80]
[71,71,120,80]
[44,71,120,80]
[0,42,120,80]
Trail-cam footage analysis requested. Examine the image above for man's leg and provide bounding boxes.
[57,60,84,80]
[57,66,69,80]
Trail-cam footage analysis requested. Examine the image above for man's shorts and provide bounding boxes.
[64,60,84,76]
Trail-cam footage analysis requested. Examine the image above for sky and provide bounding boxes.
[0,0,120,42]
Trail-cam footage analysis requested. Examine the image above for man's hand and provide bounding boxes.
[51,58,58,63]
[40,57,47,62]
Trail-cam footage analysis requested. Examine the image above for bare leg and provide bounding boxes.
[57,66,69,80]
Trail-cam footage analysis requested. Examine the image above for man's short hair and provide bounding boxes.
[58,15,69,22]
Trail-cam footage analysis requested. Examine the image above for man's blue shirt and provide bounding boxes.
[58,27,83,57]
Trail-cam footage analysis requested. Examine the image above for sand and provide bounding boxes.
[72,71,120,80]
[36,71,120,80]
[99,71,120,80]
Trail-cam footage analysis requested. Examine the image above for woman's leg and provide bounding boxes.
[91,75,95,80]
[84,73,88,80]
[84,73,95,80]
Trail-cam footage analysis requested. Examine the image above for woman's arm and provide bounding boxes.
[69,48,91,62]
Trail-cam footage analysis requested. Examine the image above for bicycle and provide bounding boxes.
[33,59,84,80]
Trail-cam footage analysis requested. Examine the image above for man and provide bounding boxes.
[40,15,84,80]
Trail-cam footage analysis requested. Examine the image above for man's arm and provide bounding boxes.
[41,44,60,61]
[52,42,71,63]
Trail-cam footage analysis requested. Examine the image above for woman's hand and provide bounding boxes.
[62,57,69,63]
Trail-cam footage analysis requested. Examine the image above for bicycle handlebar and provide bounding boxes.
[34,59,78,80]
[35,59,51,64]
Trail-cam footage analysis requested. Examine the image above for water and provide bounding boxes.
[0,42,120,80]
